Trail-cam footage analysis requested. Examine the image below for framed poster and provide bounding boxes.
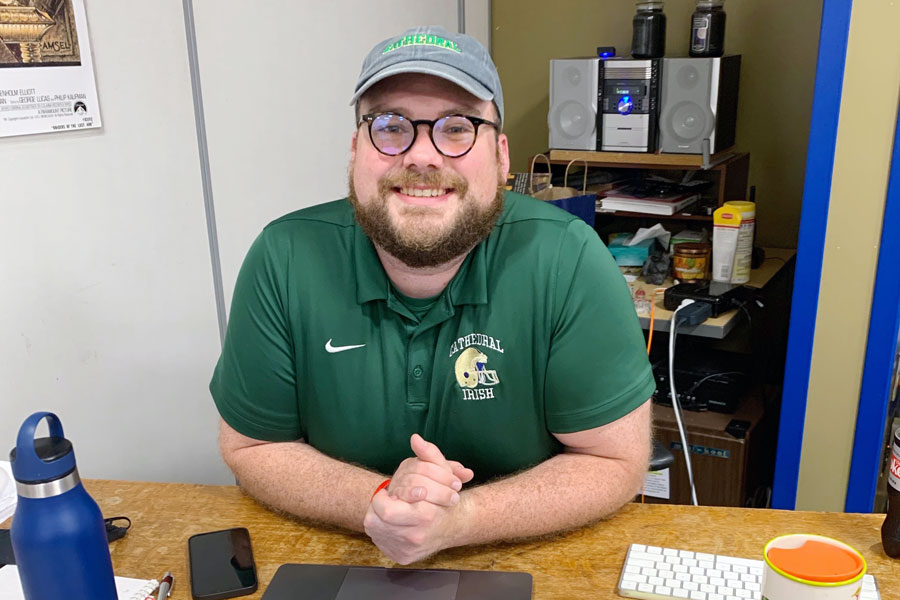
[0,0,101,137]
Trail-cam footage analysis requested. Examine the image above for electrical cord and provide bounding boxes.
[669,299,700,506]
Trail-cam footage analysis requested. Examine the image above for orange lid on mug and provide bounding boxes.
[766,539,864,583]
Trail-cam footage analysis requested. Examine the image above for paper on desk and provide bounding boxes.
[627,223,671,251]
[0,461,16,523]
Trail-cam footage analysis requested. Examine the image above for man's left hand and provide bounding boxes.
[364,489,466,564]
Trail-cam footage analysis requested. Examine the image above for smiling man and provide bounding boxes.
[210,26,655,565]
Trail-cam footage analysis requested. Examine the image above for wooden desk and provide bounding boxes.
[632,248,796,339]
[58,480,900,599]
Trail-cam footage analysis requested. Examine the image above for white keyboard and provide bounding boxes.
[616,543,881,600]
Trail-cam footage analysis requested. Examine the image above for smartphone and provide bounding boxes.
[188,527,258,600]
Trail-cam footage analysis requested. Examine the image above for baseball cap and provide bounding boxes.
[350,26,504,125]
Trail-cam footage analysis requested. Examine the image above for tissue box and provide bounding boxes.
[608,233,656,267]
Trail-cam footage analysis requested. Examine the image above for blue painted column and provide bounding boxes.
[771,0,853,510]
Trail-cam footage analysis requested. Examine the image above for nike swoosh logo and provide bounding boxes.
[325,339,366,354]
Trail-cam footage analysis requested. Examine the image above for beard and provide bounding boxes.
[348,161,505,269]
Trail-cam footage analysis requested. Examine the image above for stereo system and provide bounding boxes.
[548,55,741,155]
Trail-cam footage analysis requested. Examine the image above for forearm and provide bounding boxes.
[452,450,646,547]
[223,438,385,532]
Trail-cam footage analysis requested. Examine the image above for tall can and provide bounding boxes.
[9,412,117,600]
[883,428,900,558]
[723,201,755,284]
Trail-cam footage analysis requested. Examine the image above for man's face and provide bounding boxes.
[349,74,510,268]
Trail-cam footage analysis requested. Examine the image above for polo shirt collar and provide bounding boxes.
[352,221,490,308]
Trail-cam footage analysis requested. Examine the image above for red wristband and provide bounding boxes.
[371,478,391,501]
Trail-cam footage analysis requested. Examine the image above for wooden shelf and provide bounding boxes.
[596,209,713,222]
[547,148,742,170]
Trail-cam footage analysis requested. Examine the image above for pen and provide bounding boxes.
[156,571,174,600]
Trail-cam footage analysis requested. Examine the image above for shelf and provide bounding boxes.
[630,248,797,339]
[596,209,713,222]
[546,148,743,170]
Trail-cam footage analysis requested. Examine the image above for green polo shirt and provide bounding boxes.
[210,192,655,483]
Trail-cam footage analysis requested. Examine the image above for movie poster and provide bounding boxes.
[0,0,101,137]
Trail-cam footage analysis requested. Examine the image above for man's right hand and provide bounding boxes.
[384,434,474,507]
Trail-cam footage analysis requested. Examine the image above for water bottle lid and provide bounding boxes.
[9,412,77,484]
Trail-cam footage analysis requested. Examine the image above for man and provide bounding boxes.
[210,26,655,565]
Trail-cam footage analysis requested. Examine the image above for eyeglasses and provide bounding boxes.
[359,112,500,158]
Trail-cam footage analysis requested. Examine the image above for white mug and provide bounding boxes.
[762,533,866,600]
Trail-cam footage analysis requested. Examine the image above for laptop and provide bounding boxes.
[261,564,532,600]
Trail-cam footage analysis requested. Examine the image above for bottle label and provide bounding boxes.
[692,15,710,51]
[890,440,900,492]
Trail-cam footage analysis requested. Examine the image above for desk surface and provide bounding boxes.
[56,480,899,599]
[632,248,796,339]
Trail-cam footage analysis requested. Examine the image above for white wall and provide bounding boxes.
[0,1,226,484]
[0,1,489,484]
[194,0,463,309]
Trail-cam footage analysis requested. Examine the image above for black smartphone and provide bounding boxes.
[188,527,258,600]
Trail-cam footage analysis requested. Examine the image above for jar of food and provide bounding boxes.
[672,242,711,282]
[690,0,726,57]
[632,1,666,59]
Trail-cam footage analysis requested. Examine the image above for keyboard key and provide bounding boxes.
[656,586,673,595]
[664,548,679,557]
[678,550,695,558]
[647,546,663,554]
[638,582,654,592]
[673,590,689,599]
[689,591,706,600]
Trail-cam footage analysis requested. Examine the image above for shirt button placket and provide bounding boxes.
[407,337,428,406]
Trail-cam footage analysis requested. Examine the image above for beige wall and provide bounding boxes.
[491,0,822,248]
[796,0,900,511]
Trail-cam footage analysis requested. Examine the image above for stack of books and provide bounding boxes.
[599,187,701,216]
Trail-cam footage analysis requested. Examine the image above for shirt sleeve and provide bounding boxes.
[209,228,302,441]
[544,220,656,433]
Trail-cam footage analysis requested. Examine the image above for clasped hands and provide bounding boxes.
[363,433,474,564]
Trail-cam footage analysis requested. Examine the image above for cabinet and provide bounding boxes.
[534,149,750,222]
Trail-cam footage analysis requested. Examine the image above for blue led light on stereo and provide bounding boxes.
[617,96,634,115]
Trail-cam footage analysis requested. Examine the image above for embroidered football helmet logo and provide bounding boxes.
[454,347,500,389]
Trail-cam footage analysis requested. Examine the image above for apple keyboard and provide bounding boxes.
[616,543,881,600]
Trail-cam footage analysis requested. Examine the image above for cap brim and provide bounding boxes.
[349,60,494,106]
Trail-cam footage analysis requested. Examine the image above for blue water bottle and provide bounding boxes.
[9,412,117,600]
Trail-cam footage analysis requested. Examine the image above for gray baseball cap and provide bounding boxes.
[350,25,504,125]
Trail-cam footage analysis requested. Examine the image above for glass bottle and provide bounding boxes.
[631,1,666,59]
[883,428,900,557]
[690,0,726,57]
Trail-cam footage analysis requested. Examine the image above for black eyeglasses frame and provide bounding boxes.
[358,112,501,158]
